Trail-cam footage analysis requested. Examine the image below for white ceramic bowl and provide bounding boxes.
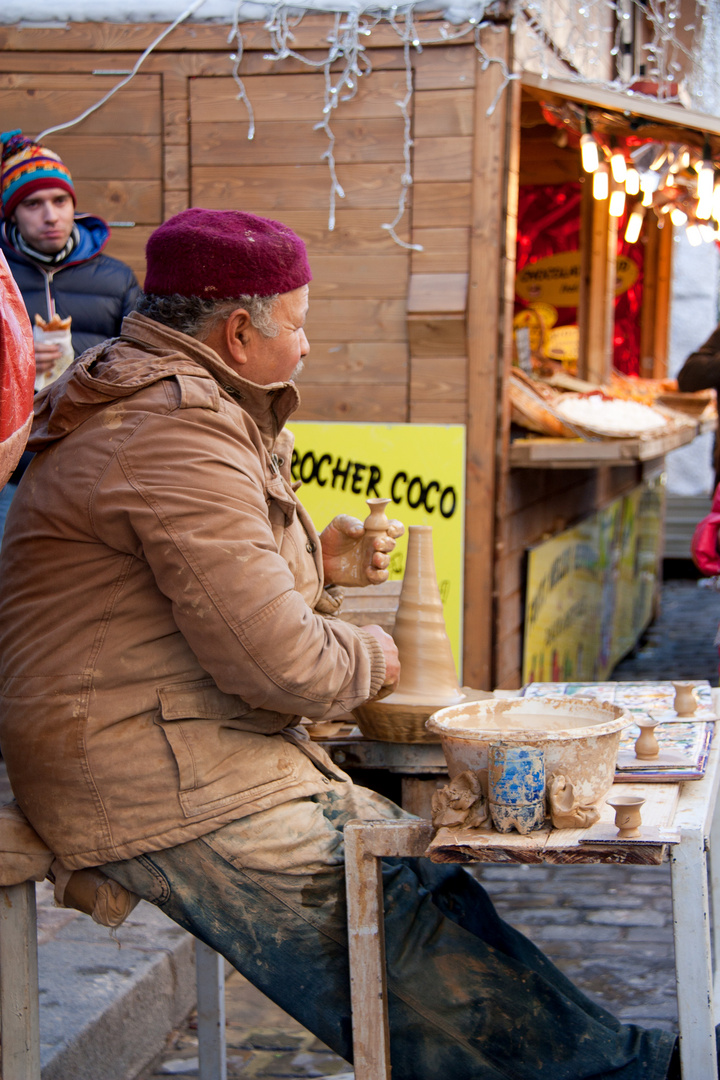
[426,696,633,806]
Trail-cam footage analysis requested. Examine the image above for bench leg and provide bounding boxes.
[195,939,227,1080]
[671,830,718,1078]
[0,882,41,1080]
[345,819,434,1080]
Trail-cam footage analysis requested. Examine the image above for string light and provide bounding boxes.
[610,149,627,184]
[625,168,640,196]
[609,187,626,217]
[624,204,645,244]
[593,162,609,200]
[580,133,600,172]
[686,225,703,246]
[670,207,688,225]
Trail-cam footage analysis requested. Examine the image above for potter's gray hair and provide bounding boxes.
[135,293,281,340]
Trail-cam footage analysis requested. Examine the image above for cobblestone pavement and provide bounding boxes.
[133,579,720,1076]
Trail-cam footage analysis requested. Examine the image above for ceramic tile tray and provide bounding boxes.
[523,681,715,782]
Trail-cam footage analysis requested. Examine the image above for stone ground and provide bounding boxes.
[132,575,720,1079]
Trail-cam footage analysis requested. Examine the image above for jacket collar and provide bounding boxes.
[120,312,301,447]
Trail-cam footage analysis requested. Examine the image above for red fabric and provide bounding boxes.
[0,250,34,455]
[144,208,313,300]
[691,484,720,575]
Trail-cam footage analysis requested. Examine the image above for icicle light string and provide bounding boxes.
[382,35,423,250]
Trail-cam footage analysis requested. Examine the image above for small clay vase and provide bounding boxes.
[634,716,661,760]
[607,796,645,839]
[672,681,697,717]
[362,498,392,538]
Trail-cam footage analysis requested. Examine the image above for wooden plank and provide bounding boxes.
[577,178,616,385]
[296,256,408,299]
[414,88,474,137]
[413,43,477,90]
[0,18,452,55]
[195,941,227,1080]
[258,208,409,252]
[413,136,473,182]
[307,299,407,341]
[304,342,407,384]
[0,882,41,1080]
[407,314,466,358]
[294,383,407,422]
[73,179,162,223]
[464,25,517,690]
[165,143,189,190]
[652,221,673,379]
[192,163,406,211]
[104,225,153,282]
[190,72,410,124]
[412,181,472,228]
[192,118,406,165]
[410,227,470,274]
[0,84,161,135]
[407,273,468,314]
[410,401,467,424]
[43,134,161,179]
[164,190,190,217]
[410,355,467,403]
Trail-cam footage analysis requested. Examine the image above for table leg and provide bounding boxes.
[671,830,718,1077]
[195,939,227,1080]
[0,882,41,1080]
[344,822,392,1080]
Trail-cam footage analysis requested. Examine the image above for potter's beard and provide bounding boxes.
[291,360,305,380]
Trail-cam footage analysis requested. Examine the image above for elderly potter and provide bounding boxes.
[0,209,681,1080]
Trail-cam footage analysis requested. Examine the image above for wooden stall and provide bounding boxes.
[0,12,713,689]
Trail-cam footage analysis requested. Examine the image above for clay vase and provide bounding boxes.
[333,498,392,587]
[634,716,661,759]
[390,525,464,707]
[363,497,391,538]
[607,796,645,839]
[672,682,697,717]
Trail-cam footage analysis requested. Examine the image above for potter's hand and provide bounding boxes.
[362,624,400,688]
[320,514,404,587]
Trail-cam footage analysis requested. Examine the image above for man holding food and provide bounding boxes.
[0,129,139,387]
[0,206,684,1079]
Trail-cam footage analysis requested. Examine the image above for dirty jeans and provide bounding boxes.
[101,779,676,1080]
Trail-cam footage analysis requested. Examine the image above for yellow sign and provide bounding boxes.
[289,422,466,674]
[523,479,663,683]
[515,251,639,306]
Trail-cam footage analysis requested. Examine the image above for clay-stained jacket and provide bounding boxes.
[0,313,386,869]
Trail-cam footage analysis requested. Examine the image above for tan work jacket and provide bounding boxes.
[0,313,385,869]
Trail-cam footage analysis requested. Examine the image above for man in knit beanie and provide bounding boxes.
[0,130,139,375]
[0,207,683,1080]
[0,130,139,508]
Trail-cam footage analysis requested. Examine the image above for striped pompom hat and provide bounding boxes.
[1,130,75,218]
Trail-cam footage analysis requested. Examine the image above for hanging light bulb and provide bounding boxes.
[699,223,717,242]
[686,224,702,246]
[611,150,627,184]
[670,207,688,225]
[696,139,715,212]
[625,167,640,196]
[580,107,599,173]
[697,193,713,220]
[609,187,626,217]
[580,133,599,173]
[593,162,609,200]
[624,204,645,243]
[712,184,720,223]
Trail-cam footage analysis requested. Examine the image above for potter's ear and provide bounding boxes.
[224,308,253,366]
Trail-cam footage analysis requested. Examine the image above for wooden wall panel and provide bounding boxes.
[414,89,474,137]
[192,164,406,211]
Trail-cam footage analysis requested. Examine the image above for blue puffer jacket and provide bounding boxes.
[0,213,140,356]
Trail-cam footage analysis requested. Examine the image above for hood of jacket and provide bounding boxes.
[1,211,109,266]
[29,310,301,454]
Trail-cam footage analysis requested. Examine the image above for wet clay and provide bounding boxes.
[330,498,393,587]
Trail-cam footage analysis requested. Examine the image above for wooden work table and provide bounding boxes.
[508,418,706,469]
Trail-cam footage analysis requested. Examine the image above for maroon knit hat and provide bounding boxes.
[144,208,312,299]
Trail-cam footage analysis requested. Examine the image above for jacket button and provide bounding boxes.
[306,541,316,554]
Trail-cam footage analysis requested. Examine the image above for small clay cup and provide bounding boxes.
[672,681,697,717]
[607,796,645,839]
[634,716,660,760]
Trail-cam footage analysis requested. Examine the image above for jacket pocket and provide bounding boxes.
[156,680,301,819]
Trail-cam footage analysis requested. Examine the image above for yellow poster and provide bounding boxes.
[289,422,466,674]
